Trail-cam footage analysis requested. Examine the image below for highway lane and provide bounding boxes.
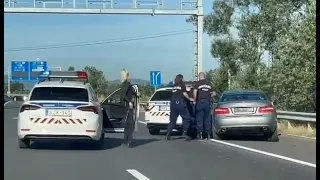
[5,107,316,180]
[139,112,317,164]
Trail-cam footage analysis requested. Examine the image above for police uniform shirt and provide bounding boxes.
[171,83,187,101]
[195,80,212,101]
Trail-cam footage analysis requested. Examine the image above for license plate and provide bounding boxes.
[159,106,170,111]
[234,107,254,112]
[46,109,72,117]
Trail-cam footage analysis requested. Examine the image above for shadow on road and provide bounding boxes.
[222,134,281,142]
[29,137,160,150]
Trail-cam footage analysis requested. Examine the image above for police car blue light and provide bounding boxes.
[39,71,51,78]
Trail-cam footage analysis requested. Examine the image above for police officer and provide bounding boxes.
[120,70,137,148]
[193,72,214,140]
[166,74,194,141]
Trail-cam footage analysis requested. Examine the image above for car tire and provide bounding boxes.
[18,138,30,149]
[177,129,183,136]
[94,133,105,150]
[212,130,224,140]
[148,128,160,135]
[187,127,198,139]
[266,128,279,142]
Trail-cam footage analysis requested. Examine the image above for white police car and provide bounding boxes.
[17,71,105,149]
[145,85,194,135]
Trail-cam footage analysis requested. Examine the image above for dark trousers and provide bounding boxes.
[195,99,212,134]
[167,100,192,135]
[124,109,135,143]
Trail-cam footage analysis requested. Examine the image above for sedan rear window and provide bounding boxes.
[30,87,89,102]
[150,90,172,101]
[220,93,267,102]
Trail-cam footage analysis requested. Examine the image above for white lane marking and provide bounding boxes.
[126,169,151,180]
[12,117,18,120]
[209,139,316,168]
[4,101,12,106]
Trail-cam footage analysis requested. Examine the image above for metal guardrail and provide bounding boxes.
[5,94,29,97]
[139,102,316,123]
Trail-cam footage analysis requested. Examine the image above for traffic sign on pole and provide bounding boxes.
[30,61,48,81]
[11,61,48,82]
[149,71,162,87]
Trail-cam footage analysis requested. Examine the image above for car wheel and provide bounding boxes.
[94,133,105,150]
[187,127,197,139]
[266,128,279,142]
[212,130,224,140]
[148,128,160,135]
[176,129,183,136]
[18,138,30,149]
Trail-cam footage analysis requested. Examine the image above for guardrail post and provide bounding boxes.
[287,121,293,129]
[307,122,314,133]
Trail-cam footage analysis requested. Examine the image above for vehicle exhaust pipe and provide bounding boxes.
[262,127,268,131]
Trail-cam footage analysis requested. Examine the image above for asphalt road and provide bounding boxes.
[5,102,316,180]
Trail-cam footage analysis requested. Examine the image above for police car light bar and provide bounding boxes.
[38,71,88,81]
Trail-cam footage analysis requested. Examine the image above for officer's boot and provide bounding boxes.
[165,133,171,140]
[206,132,212,140]
[183,131,191,141]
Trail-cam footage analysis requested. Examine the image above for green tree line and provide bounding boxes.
[67,66,155,101]
[188,0,316,112]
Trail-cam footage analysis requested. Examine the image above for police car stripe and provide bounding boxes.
[30,118,86,124]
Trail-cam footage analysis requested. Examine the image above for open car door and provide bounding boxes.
[101,85,140,133]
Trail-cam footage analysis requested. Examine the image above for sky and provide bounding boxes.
[4,0,219,82]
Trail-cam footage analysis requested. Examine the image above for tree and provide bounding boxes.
[139,83,154,101]
[5,82,25,93]
[193,0,315,112]
[83,66,108,97]
[270,0,316,112]
[68,66,75,71]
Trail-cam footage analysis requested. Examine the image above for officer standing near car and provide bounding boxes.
[120,69,137,148]
[166,74,194,141]
[193,72,214,140]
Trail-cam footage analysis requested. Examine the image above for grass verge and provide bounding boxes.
[278,119,316,138]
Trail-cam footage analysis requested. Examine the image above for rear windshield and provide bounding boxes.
[150,90,172,101]
[220,93,267,102]
[30,87,89,102]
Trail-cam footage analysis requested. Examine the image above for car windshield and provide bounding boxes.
[30,87,89,102]
[150,90,172,101]
[220,93,267,102]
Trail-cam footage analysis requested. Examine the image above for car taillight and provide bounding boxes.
[77,106,98,114]
[20,105,40,113]
[215,108,230,115]
[259,106,275,114]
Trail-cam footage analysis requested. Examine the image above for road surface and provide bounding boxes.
[5,102,316,180]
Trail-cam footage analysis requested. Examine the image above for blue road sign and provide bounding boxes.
[11,61,48,81]
[30,61,48,81]
[150,71,162,87]
[11,61,30,81]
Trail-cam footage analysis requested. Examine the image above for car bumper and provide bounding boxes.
[213,115,277,134]
[18,118,102,141]
[146,122,182,130]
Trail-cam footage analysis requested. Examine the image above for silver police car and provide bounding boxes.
[212,90,279,142]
